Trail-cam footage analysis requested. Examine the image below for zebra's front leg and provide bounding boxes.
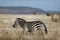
[22,28,28,35]
[22,29,26,35]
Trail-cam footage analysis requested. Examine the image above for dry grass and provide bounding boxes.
[0,14,60,40]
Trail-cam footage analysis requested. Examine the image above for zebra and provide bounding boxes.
[12,18,48,34]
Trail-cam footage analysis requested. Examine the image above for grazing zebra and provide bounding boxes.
[12,18,48,34]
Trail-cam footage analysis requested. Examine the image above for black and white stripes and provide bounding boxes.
[31,21,47,34]
[13,18,48,34]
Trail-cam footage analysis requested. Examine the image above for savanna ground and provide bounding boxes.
[0,14,60,40]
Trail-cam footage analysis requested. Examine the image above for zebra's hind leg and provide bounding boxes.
[37,23,47,34]
[28,30,34,36]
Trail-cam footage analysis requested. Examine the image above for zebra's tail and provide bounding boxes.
[43,23,48,34]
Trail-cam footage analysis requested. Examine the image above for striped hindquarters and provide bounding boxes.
[32,21,48,34]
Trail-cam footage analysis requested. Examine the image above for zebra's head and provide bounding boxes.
[13,18,26,28]
[13,20,18,28]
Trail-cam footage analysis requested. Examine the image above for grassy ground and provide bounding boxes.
[0,14,60,40]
